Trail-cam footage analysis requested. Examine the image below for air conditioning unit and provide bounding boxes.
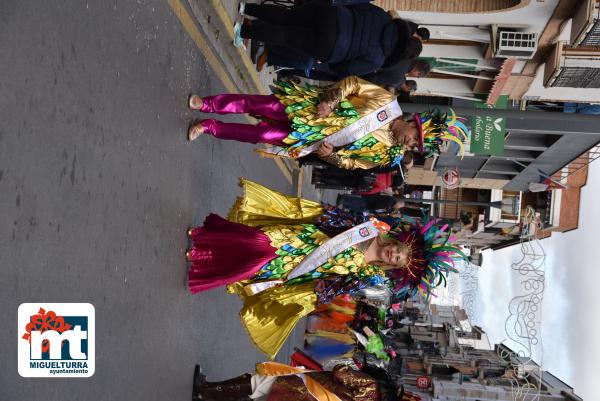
[492,27,538,59]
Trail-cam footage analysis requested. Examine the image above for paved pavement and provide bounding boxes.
[0,1,316,400]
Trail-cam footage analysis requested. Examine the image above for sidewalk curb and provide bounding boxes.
[182,0,300,187]
[208,0,268,95]
[186,0,266,95]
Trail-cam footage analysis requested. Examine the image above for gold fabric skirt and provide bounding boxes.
[226,178,323,359]
[228,178,324,227]
[228,282,317,360]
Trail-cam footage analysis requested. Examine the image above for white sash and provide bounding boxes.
[286,220,379,280]
[262,100,402,158]
[243,221,380,296]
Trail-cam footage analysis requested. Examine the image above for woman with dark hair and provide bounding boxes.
[235,2,410,78]
[416,27,430,41]
[392,37,422,64]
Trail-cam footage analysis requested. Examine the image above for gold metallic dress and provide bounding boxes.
[226,179,382,359]
[227,178,324,227]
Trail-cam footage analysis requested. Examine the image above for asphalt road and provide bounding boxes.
[0,1,303,400]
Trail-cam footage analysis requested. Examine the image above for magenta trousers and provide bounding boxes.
[199,94,291,145]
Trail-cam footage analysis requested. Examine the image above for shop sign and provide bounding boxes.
[416,375,431,389]
[470,94,507,156]
[441,167,461,189]
[417,376,431,390]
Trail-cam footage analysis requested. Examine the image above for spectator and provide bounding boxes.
[362,59,431,87]
[235,2,412,78]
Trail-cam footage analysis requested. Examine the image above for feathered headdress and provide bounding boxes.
[386,216,466,300]
[414,109,469,158]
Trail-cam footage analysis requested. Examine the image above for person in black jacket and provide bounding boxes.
[274,18,418,83]
[235,2,410,78]
[362,59,431,88]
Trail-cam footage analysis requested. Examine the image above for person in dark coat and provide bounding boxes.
[362,59,431,88]
[235,2,409,78]
[275,20,418,83]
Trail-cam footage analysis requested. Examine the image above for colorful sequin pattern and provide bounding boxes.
[274,81,401,164]
[256,224,383,285]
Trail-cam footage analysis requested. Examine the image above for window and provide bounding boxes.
[581,19,600,46]
[553,67,600,88]
[495,30,538,59]
[500,191,521,221]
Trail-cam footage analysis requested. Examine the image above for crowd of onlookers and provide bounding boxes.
[236,1,431,96]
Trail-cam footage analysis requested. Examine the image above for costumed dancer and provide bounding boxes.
[186,179,465,359]
[192,361,410,401]
[187,77,467,170]
[305,295,357,363]
[188,76,420,170]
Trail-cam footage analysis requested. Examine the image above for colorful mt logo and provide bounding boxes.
[18,303,95,377]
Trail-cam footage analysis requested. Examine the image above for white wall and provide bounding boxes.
[396,0,559,35]
[414,77,475,98]
[413,1,559,75]
[424,26,491,43]
[421,44,485,59]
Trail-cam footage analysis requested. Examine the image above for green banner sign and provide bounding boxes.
[469,95,507,156]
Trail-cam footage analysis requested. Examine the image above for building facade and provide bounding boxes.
[376,0,599,104]
[389,0,600,251]
[388,302,583,401]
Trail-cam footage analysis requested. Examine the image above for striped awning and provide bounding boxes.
[486,58,517,105]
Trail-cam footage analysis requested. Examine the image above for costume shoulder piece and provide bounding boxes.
[273,80,361,152]
[337,134,405,167]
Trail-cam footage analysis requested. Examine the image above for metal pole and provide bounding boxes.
[398,103,600,123]
[508,158,568,188]
[402,198,504,209]
[436,58,499,71]
[421,90,482,102]
[431,69,495,80]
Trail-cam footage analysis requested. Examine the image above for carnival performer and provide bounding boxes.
[192,361,405,401]
[187,76,467,170]
[188,76,419,170]
[186,179,464,359]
